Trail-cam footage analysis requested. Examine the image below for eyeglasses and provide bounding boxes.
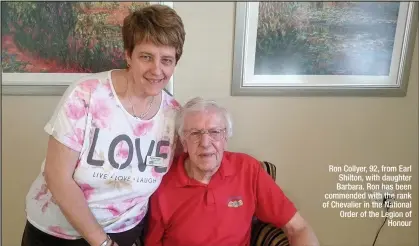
[184,128,227,143]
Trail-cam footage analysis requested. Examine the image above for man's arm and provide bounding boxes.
[145,192,165,246]
[282,212,319,246]
[253,158,319,246]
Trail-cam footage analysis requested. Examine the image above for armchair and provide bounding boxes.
[250,161,290,246]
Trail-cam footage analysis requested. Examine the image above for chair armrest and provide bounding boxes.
[260,161,277,181]
[134,237,144,246]
[251,220,290,246]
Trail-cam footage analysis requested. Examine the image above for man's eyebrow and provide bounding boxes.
[186,127,224,131]
[185,128,199,131]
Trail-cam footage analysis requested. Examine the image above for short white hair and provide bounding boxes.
[176,97,233,139]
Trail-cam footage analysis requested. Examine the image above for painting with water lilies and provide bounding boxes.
[232,2,418,96]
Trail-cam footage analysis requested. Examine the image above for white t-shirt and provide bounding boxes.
[25,70,180,239]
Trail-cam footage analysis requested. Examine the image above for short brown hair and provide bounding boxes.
[122,4,186,63]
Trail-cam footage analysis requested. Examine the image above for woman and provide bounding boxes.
[21,4,185,246]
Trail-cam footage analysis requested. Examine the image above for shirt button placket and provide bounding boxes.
[205,188,216,209]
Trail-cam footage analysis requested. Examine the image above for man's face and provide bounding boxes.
[181,110,227,174]
[125,41,176,96]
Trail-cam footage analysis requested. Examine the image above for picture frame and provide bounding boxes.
[231,2,418,97]
[1,1,174,96]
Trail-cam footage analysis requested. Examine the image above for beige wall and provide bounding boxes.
[2,2,418,246]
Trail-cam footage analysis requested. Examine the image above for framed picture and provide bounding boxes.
[1,1,174,96]
[232,2,418,96]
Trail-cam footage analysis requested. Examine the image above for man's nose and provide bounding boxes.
[199,133,211,147]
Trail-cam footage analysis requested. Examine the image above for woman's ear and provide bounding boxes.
[125,50,132,67]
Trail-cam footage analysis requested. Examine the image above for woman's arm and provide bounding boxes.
[44,136,110,246]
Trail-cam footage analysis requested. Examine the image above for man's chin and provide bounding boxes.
[198,162,220,173]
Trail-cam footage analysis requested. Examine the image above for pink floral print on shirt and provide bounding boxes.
[116,141,129,159]
[65,98,86,121]
[67,128,85,149]
[91,98,111,128]
[151,167,163,179]
[79,183,94,200]
[34,184,48,201]
[74,79,99,104]
[48,226,73,239]
[33,184,58,213]
[134,121,154,136]
[112,222,127,232]
[159,145,170,155]
[106,204,120,216]
[122,196,146,208]
[123,196,146,205]
[134,207,147,223]
[80,79,99,93]
[166,97,181,109]
[41,201,50,213]
[75,159,81,169]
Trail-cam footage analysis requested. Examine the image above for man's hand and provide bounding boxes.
[282,212,320,246]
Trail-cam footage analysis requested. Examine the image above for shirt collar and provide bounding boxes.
[174,151,235,187]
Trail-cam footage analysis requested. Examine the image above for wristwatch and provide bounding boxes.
[99,235,112,246]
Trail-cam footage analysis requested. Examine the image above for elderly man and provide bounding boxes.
[145,97,319,246]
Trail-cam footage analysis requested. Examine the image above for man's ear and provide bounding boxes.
[222,138,228,150]
[181,139,188,153]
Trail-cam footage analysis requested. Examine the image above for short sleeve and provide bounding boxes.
[44,78,95,152]
[254,160,297,228]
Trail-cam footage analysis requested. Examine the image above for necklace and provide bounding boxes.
[125,74,154,119]
[128,94,154,119]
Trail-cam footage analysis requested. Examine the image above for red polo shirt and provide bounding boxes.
[145,151,297,246]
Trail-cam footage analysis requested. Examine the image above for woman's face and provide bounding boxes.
[125,41,176,96]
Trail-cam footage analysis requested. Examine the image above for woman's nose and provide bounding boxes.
[149,60,163,76]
